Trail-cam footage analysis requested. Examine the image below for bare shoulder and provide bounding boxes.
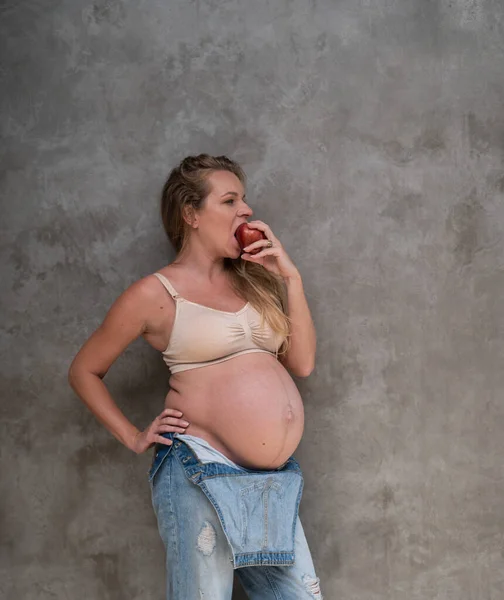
[117,271,179,324]
[103,273,170,317]
[132,270,172,299]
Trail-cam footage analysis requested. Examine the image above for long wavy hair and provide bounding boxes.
[160,154,291,356]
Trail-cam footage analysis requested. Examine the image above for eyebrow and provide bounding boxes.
[221,191,247,199]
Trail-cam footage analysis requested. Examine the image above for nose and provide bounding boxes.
[239,201,253,217]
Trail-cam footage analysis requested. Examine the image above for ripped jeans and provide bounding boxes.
[148,433,323,599]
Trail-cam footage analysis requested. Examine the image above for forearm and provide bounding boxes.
[68,370,139,451]
[283,273,317,376]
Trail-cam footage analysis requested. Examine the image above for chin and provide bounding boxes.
[228,240,242,259]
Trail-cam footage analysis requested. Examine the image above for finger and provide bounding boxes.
[157,424,188,433]
[159,408,184,418]
[153,435,173,446]
[159,417,190,427]
[246,221,278,243]
[242,248,279,260]
[243,238,271,253]
[247,220,269,230]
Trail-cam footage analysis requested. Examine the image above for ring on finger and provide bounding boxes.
[266,239,273,248]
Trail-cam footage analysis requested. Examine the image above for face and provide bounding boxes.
[189,169,253,258]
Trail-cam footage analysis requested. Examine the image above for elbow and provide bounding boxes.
[293,362,315,378]
[68,353,106,386]
[67,362,76,386]
[67,364,81,390]
[67,357,83,386]
[67,362,101,391]
[299,366,315,378]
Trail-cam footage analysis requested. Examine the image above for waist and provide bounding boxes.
[173,432,290,471]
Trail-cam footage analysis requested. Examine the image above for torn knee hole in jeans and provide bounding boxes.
[196,521,216,556]
[302,574,323,599]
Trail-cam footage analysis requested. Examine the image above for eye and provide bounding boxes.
[224,197,248,205]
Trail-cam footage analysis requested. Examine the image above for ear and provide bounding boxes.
[182,205,199,228]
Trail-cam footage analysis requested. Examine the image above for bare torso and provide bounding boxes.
[143,266,304,470]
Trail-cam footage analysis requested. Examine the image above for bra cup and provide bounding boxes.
[167,323,247,363]
[161,301,286,371]
[247,312,279,352]
[228,322,247,340]
[249,323,270,346]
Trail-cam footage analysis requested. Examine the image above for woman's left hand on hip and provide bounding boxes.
[240,220,300,280]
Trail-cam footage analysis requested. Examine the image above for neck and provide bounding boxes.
[174,239,228,282]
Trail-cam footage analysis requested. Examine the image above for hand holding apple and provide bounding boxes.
[236,220,300,280]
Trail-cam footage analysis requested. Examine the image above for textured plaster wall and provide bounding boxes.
[2,1,504,598]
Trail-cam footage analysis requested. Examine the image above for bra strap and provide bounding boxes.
[153,272,181,300]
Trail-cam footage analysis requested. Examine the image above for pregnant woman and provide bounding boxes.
[68,154,322,599]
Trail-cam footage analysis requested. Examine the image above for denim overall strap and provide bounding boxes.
[156,434,305,569]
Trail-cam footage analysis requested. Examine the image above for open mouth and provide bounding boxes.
[233,222,248,236]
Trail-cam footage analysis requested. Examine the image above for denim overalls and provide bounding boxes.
[148,432,323,599]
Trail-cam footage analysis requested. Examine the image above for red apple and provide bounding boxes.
[235,223,267,255]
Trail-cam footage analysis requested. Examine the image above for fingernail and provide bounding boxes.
[182,421,190,426]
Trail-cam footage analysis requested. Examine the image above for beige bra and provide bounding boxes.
[153,272,285,374]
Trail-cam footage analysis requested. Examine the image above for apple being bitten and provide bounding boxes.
[235,223,267,255]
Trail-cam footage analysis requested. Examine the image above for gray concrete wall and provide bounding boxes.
[2,1,504,598]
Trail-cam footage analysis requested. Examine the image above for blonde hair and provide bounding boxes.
[160,154,291,355]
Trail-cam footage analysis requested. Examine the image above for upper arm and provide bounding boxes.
[68,278,157,379]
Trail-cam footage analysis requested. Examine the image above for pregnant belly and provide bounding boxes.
[164,353,305,470]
